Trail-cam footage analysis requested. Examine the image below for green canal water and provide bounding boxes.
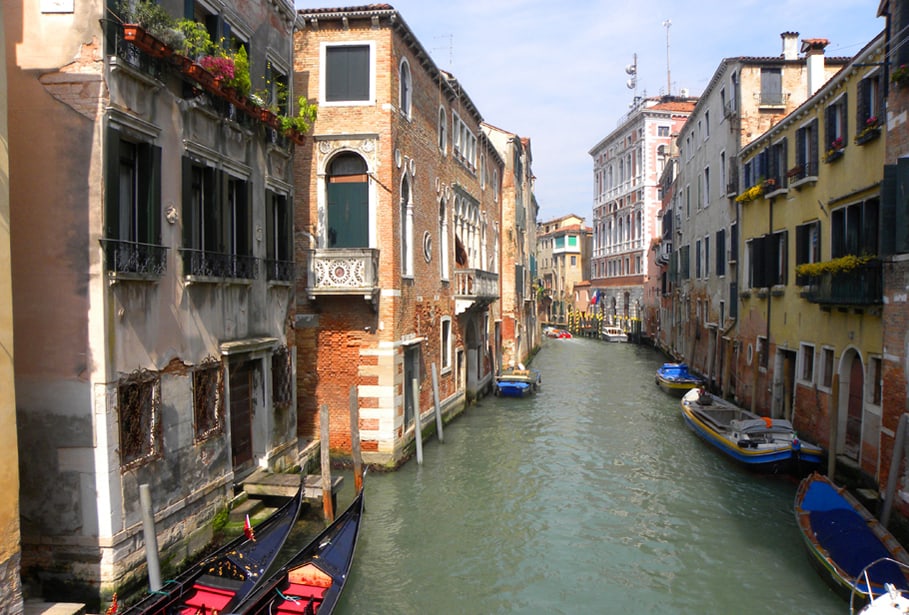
[329,337,845,614]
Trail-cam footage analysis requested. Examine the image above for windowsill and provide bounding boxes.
[766,188,789,199]
[791,176,818,190]
[771,285,785,296]
[107,270,163,283]
[184,275,255,285]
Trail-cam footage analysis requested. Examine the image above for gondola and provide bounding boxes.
[795,472,909,605]
[233,484,366,614]
[120,483,304,614]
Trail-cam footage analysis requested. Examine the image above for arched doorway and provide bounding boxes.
[837,349,864,460]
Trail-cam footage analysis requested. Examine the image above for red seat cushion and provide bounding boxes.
[178,583,236,613]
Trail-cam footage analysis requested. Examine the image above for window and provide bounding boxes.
[399,59,412,118]
[401,175,414,277]
[716,229,726,276]
[795,221,821,285]
[438,107,447,153]
[265,60,289,115]
[831,198,879,258]
[272,346,293,408]
[441,317,452,373]
[703,167,710,207]
[769,138,787,188]
[825,95,848,154]
[760,68,783,105]
[439,198,449,280]
[757,335,769,369]
[265,190,293,281]
[704,235,710,278]
[795,120,819,179]
[821,347,835,389]
[193,360,223,441]
[747,231,787,288]
[704,111,710,139]
[658,125,670,137]
[695,239,702,278]
[326,153,369,248]
[181,158,254,279]
[799,343,815,384]
[118,370,161,468]
[103,128,164,275]
[324,43,372,103]
[571,255,577,266]
[857,73,883,134]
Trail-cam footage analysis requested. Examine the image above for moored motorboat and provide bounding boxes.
[602,326,627,342]
[234,485,366,614]
[794,472,909,606]
[494,366,542,398]
[120,484,304,614]
[853,560,909,614]
[680,388,823,473]
[655,362,701,396]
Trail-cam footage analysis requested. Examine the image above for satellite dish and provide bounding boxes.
[625,64,636,75]
[626,79,636,89]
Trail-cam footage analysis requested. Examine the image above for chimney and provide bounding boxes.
[781,31,799,60]
[801,38,830,96]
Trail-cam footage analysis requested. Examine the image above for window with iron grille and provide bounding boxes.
[795,120,819,179]
[272,346,293,408]
[193,359,223,441]
[118,370,161,469]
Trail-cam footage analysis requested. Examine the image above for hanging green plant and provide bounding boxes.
[795,254,875,278]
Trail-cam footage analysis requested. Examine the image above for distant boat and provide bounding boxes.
[234,484,366,614]
[544,327,572,339]
[680,388,823,473]
[602,327,627,342]
[494,366,542,398]
[794,472,909,606]
[120,484,304,614]
[655,362,701,396]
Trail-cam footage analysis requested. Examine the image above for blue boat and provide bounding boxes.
[655,362,701,396]
[795,472,909,605]
[494,367,541,398]
[680,388,823,473]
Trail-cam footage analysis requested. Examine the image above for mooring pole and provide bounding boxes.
[412,377,423,464]
[431,363,444,443]
[139,484,162,592]
[320,403,334,521]
[881,413,909,527]
[349,386,363,492]
[828,373,840,479]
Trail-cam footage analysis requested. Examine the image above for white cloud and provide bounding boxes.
[296,1,883,222]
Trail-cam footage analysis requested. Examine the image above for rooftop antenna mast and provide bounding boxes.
[625,53,638,102]
[663,19,672,96]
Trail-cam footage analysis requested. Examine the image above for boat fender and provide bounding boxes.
[762,416,772,429]
[792,438,801,452]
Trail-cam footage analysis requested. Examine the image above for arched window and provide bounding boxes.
[399,59,412,118]
[439,197,449,280]
[438,107,447,153]
[401,175,413,277]
[326,152,369,248]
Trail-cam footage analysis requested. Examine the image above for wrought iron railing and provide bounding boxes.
[179,248,258,280]
[265,259,295,282]
[803,260,882,306]
[100,239,167,277]
[306,248,379,294]
[454,268,499,300]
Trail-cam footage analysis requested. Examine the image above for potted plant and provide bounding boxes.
[856,116,882,144]
[892,64,909,89]
[825,136,845,162]
[116,0,179,56]
[277,96,319,144]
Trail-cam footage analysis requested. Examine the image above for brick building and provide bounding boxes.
[293,6,506,465]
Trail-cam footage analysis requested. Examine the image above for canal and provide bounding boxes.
[331,337,845,613]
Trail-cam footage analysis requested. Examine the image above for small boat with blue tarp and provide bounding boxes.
[655,362,701,396]
[494,366,541,398]
[795,472,909,606]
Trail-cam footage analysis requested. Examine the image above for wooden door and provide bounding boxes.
[845,355,864,459]
[230,360,254,470]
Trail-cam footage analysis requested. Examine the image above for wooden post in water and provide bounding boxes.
[412,377,423,464]
[431,363,444,443]
[828,374,839,479]
[320,403,334,521]
[349,385,363,492]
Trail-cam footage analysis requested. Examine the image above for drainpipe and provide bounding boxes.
[765,195,773,416]
[139,484,162,592]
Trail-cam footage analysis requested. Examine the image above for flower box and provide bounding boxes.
[825,149,844,163]
[855,126,881,145]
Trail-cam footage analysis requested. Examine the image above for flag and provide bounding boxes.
[590,290,599,305]
[244,514,256,541]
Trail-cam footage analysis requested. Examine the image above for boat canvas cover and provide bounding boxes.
[730,418,794,434]
[660,364,692,379]
[803,479,909,589]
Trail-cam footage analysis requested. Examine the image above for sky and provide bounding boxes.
[294,1,886,223]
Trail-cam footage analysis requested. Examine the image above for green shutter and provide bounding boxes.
[105,126,121,240]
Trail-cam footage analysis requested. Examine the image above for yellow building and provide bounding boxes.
[737,34,885,480]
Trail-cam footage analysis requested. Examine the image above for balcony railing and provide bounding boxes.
[100,238,167,278]
[179,248,258,281]
[454,268,499,314]
[754,91,790,107]
[306,248,380,307]
[265,259,295,282]
[803,260,882,306]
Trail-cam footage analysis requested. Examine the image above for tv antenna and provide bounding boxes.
[625,53,637,92]
[663,19,672,96]
[434,34,454,68]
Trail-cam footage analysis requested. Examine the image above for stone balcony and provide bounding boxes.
[306,248,380,309]
[454,268,499,314]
